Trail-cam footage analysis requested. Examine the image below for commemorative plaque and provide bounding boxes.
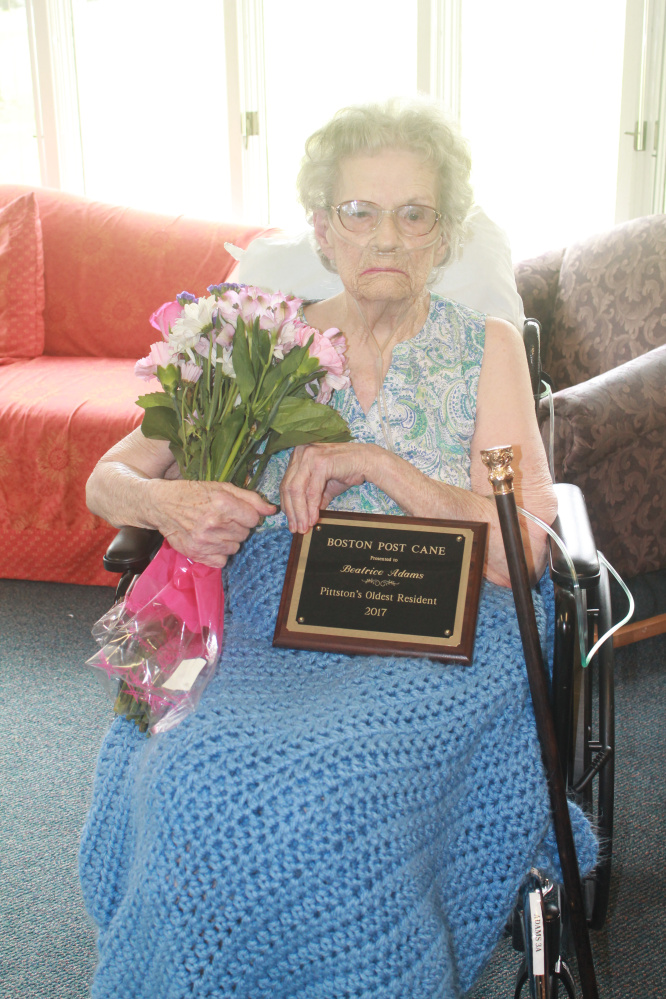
[273,511,488,664]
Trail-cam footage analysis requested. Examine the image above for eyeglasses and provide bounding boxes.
[331,200,442,237]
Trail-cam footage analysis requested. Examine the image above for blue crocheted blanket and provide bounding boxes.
[79,528,597,998]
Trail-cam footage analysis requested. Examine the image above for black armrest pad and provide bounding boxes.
[549,483,600,587]
[103,526,163,574]
[522,318,541,399]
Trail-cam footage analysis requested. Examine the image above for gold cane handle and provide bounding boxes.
[480,445,515,495]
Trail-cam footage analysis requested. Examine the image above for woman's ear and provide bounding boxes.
[313,209,336,264]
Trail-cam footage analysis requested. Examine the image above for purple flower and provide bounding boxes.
[208,281,244,297]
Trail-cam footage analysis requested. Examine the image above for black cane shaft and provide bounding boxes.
[494,491,599,999]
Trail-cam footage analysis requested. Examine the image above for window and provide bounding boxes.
[70,0,232,219]
[0,0,40,186]
[7,0,661,263]
[459,0,627,260]
[259,0,418,228]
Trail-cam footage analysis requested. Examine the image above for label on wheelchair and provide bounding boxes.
[273,510,487,664]
[528,891,546,976]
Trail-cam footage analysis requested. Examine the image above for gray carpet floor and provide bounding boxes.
[0,577,664,999]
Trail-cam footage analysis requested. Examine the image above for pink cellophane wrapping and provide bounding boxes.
[87,541,224,733]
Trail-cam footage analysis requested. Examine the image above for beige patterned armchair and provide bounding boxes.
[515,215,666,582]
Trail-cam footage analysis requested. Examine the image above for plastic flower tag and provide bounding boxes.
[87,542,224,734]
[88,283,351,734]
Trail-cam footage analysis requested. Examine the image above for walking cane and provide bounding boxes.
[481,446,599,999]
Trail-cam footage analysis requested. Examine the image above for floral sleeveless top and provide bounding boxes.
[256,294,486,531]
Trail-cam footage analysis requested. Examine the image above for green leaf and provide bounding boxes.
[258,328,272,365]
[260,344,313,398]
[231,321,256,404]
[136,391,176,411]
[156,364,179,392]
[265,398,352,454]
[264,423,352,456]
[210,408,247,481]
[270,396,345,435]
[251,320,271,370]
[140,405,180,444]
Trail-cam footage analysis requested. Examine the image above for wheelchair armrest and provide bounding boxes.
[522,318,542,402]
[549,482,600,588]
[103,526,163,575]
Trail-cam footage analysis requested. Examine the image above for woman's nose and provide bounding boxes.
[371,211,401,248]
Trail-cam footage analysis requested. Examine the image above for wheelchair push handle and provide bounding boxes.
[481,446,600,999]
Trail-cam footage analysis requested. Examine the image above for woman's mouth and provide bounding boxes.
[361,267,406,275]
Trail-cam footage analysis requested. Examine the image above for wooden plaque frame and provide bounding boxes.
[273,511,488,664]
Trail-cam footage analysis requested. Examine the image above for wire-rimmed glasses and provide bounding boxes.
[330,200,442,237]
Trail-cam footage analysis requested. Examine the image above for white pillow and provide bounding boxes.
[233,206,525,330]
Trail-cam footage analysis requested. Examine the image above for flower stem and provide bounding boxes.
[218,412,251,482]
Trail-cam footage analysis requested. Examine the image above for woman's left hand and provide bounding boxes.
[280,442,377,534]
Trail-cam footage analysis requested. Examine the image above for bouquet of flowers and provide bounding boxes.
[87,283,351,734]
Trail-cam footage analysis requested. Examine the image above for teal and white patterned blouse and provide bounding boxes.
[256,294,486,532]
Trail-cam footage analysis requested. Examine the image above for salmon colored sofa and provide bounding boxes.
[0,185,273,586]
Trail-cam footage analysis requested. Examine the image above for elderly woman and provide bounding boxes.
[80,99,595,999]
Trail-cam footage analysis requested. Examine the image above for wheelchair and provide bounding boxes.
[101,319,616,999]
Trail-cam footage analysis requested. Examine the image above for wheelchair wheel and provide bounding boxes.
[514,961,576,999]
[571,561,615,930]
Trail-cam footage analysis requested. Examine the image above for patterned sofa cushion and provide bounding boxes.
[0,356,143,585]
[514,246,564,360]
[0,185,274,360]
[541,345,666,577]
[546,215,666,389]
[0,192,45,358]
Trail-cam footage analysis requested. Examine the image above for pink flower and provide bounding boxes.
[309,327,350,403]
[307,327,348,379]
[215,290,243,324]
[149,300,183,341]
[276,320,310,356]
[135,340,173,380]
[244,288,274,324]
[179,361,203,383]
[213,286,301,337]
[194,335,216,361]
[215,287,266,326]
[315,369,350,405]
[269,293,301,325]
[257,292,301,331]
[214,320,236,348]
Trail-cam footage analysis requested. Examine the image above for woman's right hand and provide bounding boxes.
[86,430,277,567]
[147,478,277,567]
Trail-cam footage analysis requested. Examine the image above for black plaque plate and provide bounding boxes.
[273,511,488,664]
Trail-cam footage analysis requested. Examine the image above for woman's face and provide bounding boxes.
[313,148,448,304]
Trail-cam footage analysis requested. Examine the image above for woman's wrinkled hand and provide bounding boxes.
[280,442,377,534]
[147,479,276,567]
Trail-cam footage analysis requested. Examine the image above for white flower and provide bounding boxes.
[169,296,217,353]
[179,361,203,383]
[216,345,236,378]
